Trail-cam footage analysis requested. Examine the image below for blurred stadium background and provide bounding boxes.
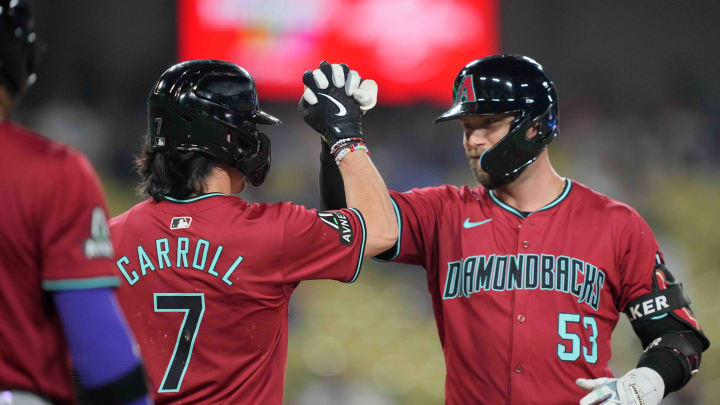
[16,1,718,403]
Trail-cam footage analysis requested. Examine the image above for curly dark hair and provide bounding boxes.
[135,143,218,201]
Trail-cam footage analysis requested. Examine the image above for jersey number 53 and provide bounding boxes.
[557,313,598,364]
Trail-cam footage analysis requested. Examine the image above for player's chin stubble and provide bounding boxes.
[469,157,495,189]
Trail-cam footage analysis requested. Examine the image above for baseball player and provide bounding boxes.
[0,2,151,404]
[318,54,709,404]
[110,60,395,404]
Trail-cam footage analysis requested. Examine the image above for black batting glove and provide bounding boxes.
[298,61,377,147]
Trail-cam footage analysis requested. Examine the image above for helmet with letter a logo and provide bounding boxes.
[434,54,559,186]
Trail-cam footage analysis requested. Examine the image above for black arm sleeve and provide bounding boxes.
[633,315,705,396]
[319,140,347,210]
[319,140,399,260]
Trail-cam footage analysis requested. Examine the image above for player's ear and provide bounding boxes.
[526,123,539,140]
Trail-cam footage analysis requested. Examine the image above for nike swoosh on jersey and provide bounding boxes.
[463,218,492,228]
[318,93,347,116]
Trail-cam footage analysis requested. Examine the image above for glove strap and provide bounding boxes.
[324,121,363,145]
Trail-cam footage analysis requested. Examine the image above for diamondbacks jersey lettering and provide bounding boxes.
[0,121,118,405]
[442,253,607,311]
[110,193,366,404]
[378,179,699,404]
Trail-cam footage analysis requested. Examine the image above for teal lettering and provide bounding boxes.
[192,239,210,271]
[137,245,156,275]
[156,238,171,269]
[207,245,223,276]
[117,256,138,286]
[429,253,606,312]
[177,237,189,268]
[222,255,243,286]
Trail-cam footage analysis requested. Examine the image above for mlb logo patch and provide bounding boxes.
[170,217,192,230]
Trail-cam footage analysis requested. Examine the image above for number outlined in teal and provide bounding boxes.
[557,313,599,364]
[557,313,581,361]
[154,293,205,393]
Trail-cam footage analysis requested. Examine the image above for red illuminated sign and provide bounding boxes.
[179,0,498,104]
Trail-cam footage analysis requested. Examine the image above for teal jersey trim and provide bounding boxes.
[42,276,120,291]
[163,193,227,204]
[372,197,402,262]
[534,179,573,213]
[489,179,573,218]
[347,208,367,283]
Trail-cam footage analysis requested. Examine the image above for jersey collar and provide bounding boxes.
[488,179,572,219]
[163,192,228,204]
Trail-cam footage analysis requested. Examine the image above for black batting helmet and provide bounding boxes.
[435,54,558,186]
[148,60,281,187]
[0,0,39,95]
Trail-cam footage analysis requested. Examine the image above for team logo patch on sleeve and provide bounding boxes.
[170,217,192,230]
[318,211,353,246]
[84,207,114,259]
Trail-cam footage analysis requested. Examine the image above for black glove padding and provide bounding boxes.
[298,61,364,146]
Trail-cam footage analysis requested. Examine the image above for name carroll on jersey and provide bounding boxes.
[443,253,607,311]
[115,237,243,286]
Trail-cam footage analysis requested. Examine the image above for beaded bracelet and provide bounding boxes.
[334,143,369,166]
[330,137,364,155]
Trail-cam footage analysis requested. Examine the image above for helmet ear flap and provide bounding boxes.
[235,129,271,187]
[228,122,259,156]
[531,103,559,146]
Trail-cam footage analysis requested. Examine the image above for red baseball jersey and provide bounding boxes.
[0,121,118,404]
[379,179,702,405]
[110,194,366,404]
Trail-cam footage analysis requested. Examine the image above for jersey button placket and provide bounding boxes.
[512,219,528,392]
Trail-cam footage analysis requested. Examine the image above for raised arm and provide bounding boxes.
[299,61,396,256]
[319,140,347,210]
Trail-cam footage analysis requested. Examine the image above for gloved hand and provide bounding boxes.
[576,367,665,405]
[298,61,378,147]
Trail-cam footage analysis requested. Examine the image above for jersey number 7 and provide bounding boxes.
[153,293,206,393]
